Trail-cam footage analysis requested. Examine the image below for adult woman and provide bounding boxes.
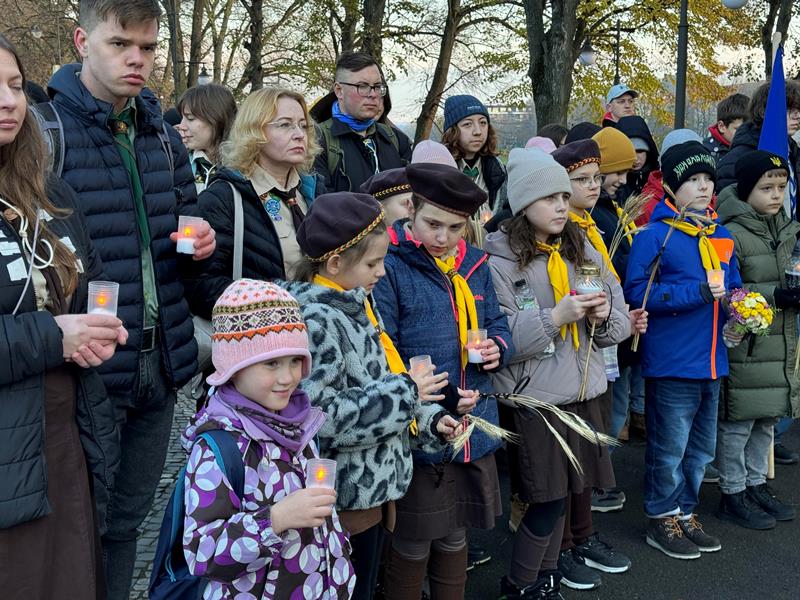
[0,35,126,599]
[187,87,325,318]
[176,83,237,192]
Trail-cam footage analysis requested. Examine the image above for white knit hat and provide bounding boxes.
[411,140,458,168]
[507,148,572,215]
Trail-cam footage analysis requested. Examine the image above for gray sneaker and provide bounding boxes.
[591,488,626,513]
[646,516,701,560]
[702,464,720,484]
[575,533,632,573]
[557,548,602,590]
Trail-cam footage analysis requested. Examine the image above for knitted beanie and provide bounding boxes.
[736,150,789,201]
[525,136,558,153]
[592,128,636,174]
[565,122,602,144]
[443,95,490,131]
[411,140,458,168]
[660,128,702,156]
[206,279,311,387]
[660,141,716,195]
[507,148,572,216]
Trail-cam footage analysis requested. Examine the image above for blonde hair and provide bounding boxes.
[221,87,320,177]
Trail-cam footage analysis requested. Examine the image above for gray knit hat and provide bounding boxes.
[507,148,572,215]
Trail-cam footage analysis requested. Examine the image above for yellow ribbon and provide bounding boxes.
[613,201,637,246]
[433,255,479,369]
[535,241,580,350]
[661,219,721,271]
[312,274,417,435]
[569,211,620,281]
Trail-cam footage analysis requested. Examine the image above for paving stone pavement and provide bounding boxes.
[129,391,196,600]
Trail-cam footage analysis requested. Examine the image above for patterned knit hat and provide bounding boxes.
[206,279,311,387]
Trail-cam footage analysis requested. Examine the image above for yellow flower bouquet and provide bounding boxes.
[726,288,774,337]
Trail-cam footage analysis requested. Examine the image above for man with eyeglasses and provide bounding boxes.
[313,51,412,192]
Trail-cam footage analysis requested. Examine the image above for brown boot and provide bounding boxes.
[383,546,429,600]
[428,544,468,600]
[630,412,647,439]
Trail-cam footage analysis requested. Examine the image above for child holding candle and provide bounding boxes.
[714,150,799,529]
[373,163,514,600]
[286,191,461,600]
[485,148,631,597]
[625,140,743,560]
[181,279,355,598]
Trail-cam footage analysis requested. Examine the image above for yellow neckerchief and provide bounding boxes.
[312,274,417,434]
[662,217,721,271]
[569,210,620,281]
[613,200,637,246]
[432,255,479,369]
[535,241,580,350]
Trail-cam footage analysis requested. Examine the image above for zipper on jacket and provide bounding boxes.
[710,301,719,380]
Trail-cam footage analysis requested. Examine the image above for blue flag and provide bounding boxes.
[758,46,789,160]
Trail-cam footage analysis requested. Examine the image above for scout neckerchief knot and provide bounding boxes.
[535,240,580,350]
[661,214,721,271]
[569,211,619,281]
[462,164,480,179]
[433,255,479,369]
[312,274,418,435]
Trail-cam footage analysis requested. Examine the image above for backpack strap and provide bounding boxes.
[30,102,65,177]
[376,122,401,155]
[228,182,244,280]
[316,120,343,179]
[198,430,246,499]
[157,123,175,180]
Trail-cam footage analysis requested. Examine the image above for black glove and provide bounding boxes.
[773,287,800,309]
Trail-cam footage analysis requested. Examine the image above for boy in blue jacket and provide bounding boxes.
[624,141,742,561]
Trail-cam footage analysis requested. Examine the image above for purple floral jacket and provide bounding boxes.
[181,390,355,599]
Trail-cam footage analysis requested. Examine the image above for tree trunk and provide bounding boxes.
[762,0,792,77]
[523,0,580,126]
[338,0,360,54]
[362,0,386,61]
[187,0,206,85]
[414,0,461,143]
[212,0,235,83]
[242,0,264,91]
[165,0,187,101]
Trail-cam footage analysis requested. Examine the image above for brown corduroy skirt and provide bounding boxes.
[393,453,502,540]
[501,388,616,504]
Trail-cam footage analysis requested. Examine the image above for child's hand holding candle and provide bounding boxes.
[706,269,726,300]
[408,355,449,402]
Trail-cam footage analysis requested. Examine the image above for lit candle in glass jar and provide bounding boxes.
[176,215,204,254]
[306,458,337,489]
[87,281,119,316]
[707,269,724,287]
[466,329,487,364]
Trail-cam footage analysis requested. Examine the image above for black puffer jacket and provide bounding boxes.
[716,120,800,218]
[614,115,659,201]
[0,176,119,529]
[186,167,325,319]
[481,155,508,210]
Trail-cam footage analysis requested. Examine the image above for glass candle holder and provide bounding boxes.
[87,281,119,316]
[466,329,487,364]
[409,355,432,376]
[575,263,603,295]
[706,269,724,288]
[176,215,204,255]
[306,458,337,489]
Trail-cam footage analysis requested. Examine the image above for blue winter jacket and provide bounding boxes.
[624,200,742,380]
[48,64,199,400]
[372,222,514,465]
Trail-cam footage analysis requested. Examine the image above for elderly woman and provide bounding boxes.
[187,87,325,319]
[0,34,126,599]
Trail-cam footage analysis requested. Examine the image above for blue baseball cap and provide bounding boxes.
[606,84,639,105]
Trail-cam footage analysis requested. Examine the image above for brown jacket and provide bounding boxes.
[485,231,630,406]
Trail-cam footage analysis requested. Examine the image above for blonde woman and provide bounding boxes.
[188,87,324,319]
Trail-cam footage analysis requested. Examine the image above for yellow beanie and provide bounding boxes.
[592,128,636,174]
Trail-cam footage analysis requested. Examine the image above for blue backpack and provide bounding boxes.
[149,430,245,600]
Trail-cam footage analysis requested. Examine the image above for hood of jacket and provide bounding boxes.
[484,229,518,263]
[614,115,659,170]
[729,120,760,152]
[716,183,793,239]
[387,220,486,277]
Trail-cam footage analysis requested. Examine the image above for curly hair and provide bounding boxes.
[441,121,500,161]
[176,84,237,164]
[500,213,586,270]
[221,87,319,178]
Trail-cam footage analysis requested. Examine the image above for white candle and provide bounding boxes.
[176,237,196,254]
[87,281,119,316]
[468,347,484,364]
[176,215,204,255]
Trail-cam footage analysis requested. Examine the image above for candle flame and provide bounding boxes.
[183,227,193,236]
[315,467,326,482]
[98,295,106,305]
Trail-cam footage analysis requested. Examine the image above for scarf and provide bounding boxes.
[536,241,580,350]
[662,217,721,271]
[569,210,619,281]
[332,100,375,132]
[312,274,417,435]
[210,384,318,453]
[433,255,480,368]
[613,201,637,246]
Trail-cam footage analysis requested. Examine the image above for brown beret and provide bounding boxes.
[551,139,601,173]
[406,163,488,217]
[359,168,411,200]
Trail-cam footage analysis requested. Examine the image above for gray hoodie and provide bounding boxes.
[485,230,630,406]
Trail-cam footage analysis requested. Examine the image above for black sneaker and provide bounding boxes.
[774,443,799,465]
[591,488,625,513]
[498,572,564,599]
[557,548,601,590]
[646,516,701,560]
[718,490,776,530]
[575,533,632,573]
[467,541,491,571]
[746,483,796,521]
[702,464,720,483]
[678,514,721,552]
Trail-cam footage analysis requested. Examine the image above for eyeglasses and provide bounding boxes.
[569,175,603,188]
[266,120,312,134]
[337,81,388,97]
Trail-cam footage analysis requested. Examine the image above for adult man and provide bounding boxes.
[602,83,638,126]
[48,1,215,597]
[313,51,412,192]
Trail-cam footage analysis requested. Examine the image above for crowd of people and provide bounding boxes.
[1,1,799,599]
